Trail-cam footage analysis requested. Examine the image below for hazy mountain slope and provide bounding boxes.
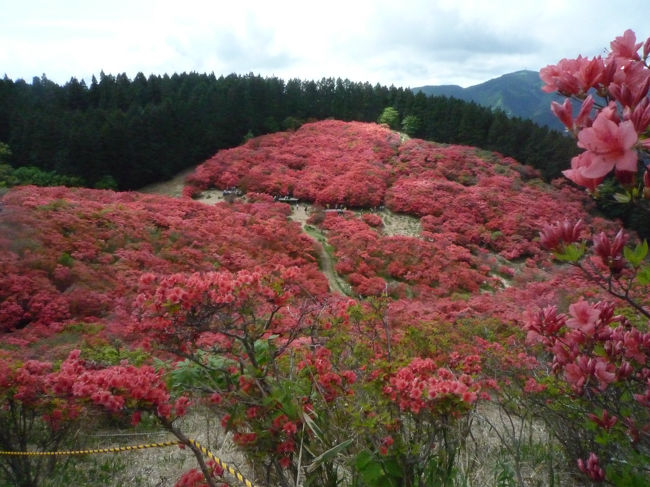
[413,70,567,130]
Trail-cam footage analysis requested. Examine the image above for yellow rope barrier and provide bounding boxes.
[0,440,179,456]
[0,438,261,487]
[187,438,258,487]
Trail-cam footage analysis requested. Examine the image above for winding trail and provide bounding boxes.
[137,173,352,295]
[301,224,353,296]
[136,131,425,297]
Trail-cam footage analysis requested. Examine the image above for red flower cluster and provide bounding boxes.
[386,144,590,260]
[298,346,356,402]
[50,350,174,420]
[319,212,492,297]
[0,354,81,429]
[174,459,225,487]
[577,453,606,482]
[382,357,480,416]
[525,297,650,404]
[539,220,585,251]
[542,29,650,190]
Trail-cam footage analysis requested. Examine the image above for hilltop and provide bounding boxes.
[0,72,577,192]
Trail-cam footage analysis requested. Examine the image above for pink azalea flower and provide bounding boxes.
[540,58,582,95]
[541,56,606,96]
[593,229,627,274]
[609,29,642,63]
[539,219,584,251]
[629,98,650,133]
[609,62,650,108]
[563,153,606,191]
[593,358,617,390]
[551,98,573,130]
[564,361,587,392]
[575,110,638,178]
[566,298,599,336]
[575,95,595,129]
[587,409,618,431]
[577,452,605,481]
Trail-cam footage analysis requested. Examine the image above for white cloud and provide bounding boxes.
[1,0,648,87]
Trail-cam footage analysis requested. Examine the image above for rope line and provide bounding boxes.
[0,438,260,487]
[187,438,258,487]
[0,440,179,456]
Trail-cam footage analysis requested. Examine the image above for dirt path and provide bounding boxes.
[301,224,353,296]
[137,174,353,295]
[137,159,425,298]
[139,167,195,198]
[377,209,421,238]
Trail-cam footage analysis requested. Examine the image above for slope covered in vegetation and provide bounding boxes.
[1,121,647,487]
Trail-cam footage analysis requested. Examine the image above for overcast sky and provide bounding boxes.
[1,0,647,88]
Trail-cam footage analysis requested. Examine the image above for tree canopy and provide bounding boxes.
[0,72,577,190]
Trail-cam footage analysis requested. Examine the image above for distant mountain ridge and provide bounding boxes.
[413,70,566,131]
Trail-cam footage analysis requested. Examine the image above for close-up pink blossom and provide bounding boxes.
[575,112,638,178]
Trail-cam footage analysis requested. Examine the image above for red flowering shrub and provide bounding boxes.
[322,297,536,486]
[386,144,596,260]
[361,212,383,227]
[131,265,363,485]
[174,459,225,487]
[383,357,480,415]
[524,298,650,483]
[319,212,494,297]
[185,120,400,207]
[0,186,327,343]
[49,349,176,420]
[0,353,84,486]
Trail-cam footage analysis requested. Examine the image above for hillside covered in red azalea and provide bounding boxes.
[184,120,401,206]
[1,120,620,352]
[187,120,616,298]
[0,186,328,348]
[1,119,641,487]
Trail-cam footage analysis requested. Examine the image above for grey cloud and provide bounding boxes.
[338,5,541,63]
[166,19,298,75]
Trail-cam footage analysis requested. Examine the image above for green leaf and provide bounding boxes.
[353,451,402,487]
[153,357,169,372]
[253,339,271,367]
[354,451,384,484]
[206,354,233,371]
[624,240,648,267]
[305,439,353,473]
[637,264,650,285]
[613,192,631,203]
[593,343,606,358]
[554,242,585,262]
[381,458,403,479]
[169,360,204,390]
[354,450,373,470]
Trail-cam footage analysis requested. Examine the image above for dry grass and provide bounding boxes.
[457,403,580,487]
[61,409,256,487]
